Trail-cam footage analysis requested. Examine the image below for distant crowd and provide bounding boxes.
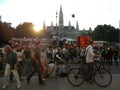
[0,41,120,74]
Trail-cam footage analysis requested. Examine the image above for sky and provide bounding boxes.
[0,0,120,30]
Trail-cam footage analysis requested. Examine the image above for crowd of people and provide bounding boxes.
[0,40,120,89]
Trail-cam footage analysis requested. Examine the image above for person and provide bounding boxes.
[17,46,24,81]
[105,47,113,65]
[62,46,70,62]
[0,49,3,73]
[40,49,47,80]
[26,42,45,85]
[23,47,32,73]
[113,47,119,65]
[57,62,68,77]
[2,45,21,89]
[47,61,57,77]
[9,45,19,82]
[52,47,58,60]
[54,48,63,65]
[80,47,86,61]
[85,40,101,81]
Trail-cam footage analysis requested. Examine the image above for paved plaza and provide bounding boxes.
[0,64,120,90]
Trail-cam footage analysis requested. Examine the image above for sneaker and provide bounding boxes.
[26,78,30,84]
[17,84,21,89]
[39,82,45,85]
[42,78,46,81]
[2,85,7,89]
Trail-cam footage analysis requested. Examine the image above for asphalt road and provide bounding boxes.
[0,74,120,90]
[0,64,120,90]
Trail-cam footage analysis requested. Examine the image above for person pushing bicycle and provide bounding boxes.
[85,40,102,81]
[67,41,112,87]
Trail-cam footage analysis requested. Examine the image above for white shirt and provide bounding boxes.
[86,45,95,63]
[17,52,23,62]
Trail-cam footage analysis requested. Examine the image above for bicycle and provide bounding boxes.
[67,59,112,87]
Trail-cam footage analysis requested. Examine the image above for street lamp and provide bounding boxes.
[56,10,58,36]
[0,16,2,44]
[118,21,120,44]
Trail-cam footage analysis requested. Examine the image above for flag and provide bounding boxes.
[77,36,92,47]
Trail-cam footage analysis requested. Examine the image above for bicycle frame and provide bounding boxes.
[78,61,106,81]
[67,59,112,87]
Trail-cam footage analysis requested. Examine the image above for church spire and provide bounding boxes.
[51,21,53,27]
[59,5,64,29]
[68,21,71,30]
[43,21,46,30]
[76,21,79,31]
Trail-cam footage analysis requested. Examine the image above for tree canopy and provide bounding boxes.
[92,24,119,42]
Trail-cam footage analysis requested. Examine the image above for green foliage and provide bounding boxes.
[0,22,15,43]
[92,24,119,42]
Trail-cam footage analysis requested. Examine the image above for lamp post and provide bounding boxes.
[119,21,120,44]
[0,16,2,45]
[56,10,58,37]
[72,14,77,39]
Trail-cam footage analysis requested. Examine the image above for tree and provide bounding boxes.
[92,24,119,42]
[15,22,52,39]
[15,22,34,38]
[0,22,15,44]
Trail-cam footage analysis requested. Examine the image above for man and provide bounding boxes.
[2,45,21,89]
[26,42,45,85]
[54,48,63,64]
[86,41,95,63]
[0,49,3,73]
[85,41,101,81]
[23,47,32,73]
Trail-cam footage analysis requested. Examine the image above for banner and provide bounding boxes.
[77,36,91,47]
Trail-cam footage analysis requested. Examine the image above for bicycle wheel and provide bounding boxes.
[67,68,85,87]
[94,67,112,87]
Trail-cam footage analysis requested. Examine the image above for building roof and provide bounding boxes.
[47,26,75,30]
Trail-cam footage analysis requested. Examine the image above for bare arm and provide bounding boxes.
[14,61,18,71]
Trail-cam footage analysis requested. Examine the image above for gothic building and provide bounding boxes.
[45,5,80,39]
